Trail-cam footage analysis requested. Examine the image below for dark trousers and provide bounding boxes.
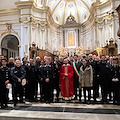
[83,87,91,102]
[74,77,79,99]
[79,89,82,101]
[13,83,23,104]
[34,81,38,99]
[40,81,44,100]
[113,82,120,104]
[74,87,78,99]
[35,80,44,100]
[27,82,35,101]
[44,82,52,102]
[93,77,100,101]
[51,78,60,102]
[0,86,7,106]
[101,84,108,102]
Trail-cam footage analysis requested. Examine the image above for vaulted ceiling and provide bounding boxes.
[36,0,109,25]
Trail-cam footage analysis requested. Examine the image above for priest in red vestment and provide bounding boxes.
[59,59,74,99]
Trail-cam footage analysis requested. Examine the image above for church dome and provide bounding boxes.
[46,0,95,25]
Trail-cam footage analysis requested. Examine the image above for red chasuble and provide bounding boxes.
[59,64,74,98]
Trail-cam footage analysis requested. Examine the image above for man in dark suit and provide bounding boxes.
[73,55,81,101]
[38,60,45,101]
[97,55,110,103]
[51,56,60,102]
[26,59,38,102]
[34,56,41,100]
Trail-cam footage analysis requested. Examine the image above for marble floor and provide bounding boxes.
[0,102,120,120]
[0,86,119,120]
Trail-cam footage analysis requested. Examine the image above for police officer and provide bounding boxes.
[38,60,45,101]
[0,59,10,108]
[42,59,53,104]
[26,59,38,102]
[10,60,26,106]
[110,57,120,105]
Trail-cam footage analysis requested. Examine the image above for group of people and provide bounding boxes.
[0,53,120,109]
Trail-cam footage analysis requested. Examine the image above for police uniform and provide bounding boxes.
[0,66,10,108]
[26,64,38,101]
[10,66,26,106]
[42,64,53,103]
[110,63,120,105]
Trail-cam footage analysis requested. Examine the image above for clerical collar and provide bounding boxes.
[63,64,69,66]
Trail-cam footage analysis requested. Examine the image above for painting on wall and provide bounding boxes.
[67,31,76,48]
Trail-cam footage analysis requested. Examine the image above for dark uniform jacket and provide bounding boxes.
[42,65,53,82]
[110,64,120,91]
[51,61,60,87]
[10,66,26,85]
[38,65,44,82]
[98,61,110,91]
[26,64,38,83]
[0,66,10,85]
[0,66,10,104]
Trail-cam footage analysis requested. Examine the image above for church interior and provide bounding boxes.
[0,0,120,120]
[0,0,120,59]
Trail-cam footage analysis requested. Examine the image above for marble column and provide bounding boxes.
[20,23,24,58]
[63,30,65,47]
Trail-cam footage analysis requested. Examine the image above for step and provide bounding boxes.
[0,103,120,120]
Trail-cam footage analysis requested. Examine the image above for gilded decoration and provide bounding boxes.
[68,32,75,46]
[76,46,83,55]
[1,23,18,37]
[19,17,48,27]
[60,47,68,57]
[95,14,113,23]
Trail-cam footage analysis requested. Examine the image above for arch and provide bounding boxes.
[0,33,20,60]
[0,33,21,45]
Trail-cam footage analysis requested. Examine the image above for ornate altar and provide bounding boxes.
[76,46,83,55]
[61,13,81,53]
[60,47,68,57]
